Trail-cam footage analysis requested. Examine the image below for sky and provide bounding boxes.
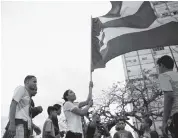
[1,0,127,135]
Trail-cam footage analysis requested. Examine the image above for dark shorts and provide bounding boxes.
[65,131,82,138]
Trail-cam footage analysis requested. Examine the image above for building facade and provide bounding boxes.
[122,46,178,80]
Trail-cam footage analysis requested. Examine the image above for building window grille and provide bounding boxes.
[142,57,147,60]
[172,10,178,15]
[126,60,131,63]
[128,70,131,72]
[152,47,164,51]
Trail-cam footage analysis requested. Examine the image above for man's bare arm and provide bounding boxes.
[163,91,173,125]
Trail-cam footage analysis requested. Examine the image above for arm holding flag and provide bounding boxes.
[78,81,93,108]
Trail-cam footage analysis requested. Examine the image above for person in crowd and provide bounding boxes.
[52,104,65,137]
[85,113,111,138]
[63,81,93,138]
[42,106,61,138]
[3,87,43,138]
[157,55,178,138]
[140,118,159,138]
[113,119,134,138]
[3,75,38,138]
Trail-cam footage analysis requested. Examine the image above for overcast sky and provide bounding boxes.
[1,1,129,135]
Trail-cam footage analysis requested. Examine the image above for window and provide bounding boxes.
[172,10,178,15]
[125,51,137,57]
[138,49,151,55]
[125,56,139,66]
[141,63,157,74]
[142,57,147,60]
[152,1,165,6]
[127,66,141,77]
[160,12,170,17]
[139,54,154,64]
[126,60,131,63]
[153,47,164,51]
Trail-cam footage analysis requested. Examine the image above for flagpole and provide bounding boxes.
[90,16,93,100]
[90,16,93,82]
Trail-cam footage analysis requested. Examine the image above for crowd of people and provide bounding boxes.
[2,55,178,138]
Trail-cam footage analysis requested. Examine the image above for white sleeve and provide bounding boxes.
[63,102,76,112]
[13,86,25,102]
[158,74,173,92]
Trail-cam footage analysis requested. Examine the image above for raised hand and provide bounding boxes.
[89,81,93,88]
[89,100,93,107]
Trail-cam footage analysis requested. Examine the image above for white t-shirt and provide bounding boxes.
[63,101,83,133]
[158,71,178,116]
[11,85,32,129]
[143,132,151,138]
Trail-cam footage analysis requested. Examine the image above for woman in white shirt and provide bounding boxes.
[63,82,93,138]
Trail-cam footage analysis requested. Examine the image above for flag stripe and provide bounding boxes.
[100,17,177,51]
[102,22,178,63]
[101,1,156,29]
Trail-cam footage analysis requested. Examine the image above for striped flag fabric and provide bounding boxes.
[92,1,178,71]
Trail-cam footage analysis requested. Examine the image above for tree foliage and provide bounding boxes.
[91,70,164,136]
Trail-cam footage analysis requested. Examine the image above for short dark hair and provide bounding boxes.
[157,55,174,69]
[144,118,152,127]
[47,106,57,116]
[63,90,70,101]
[53,104,61,110]
[118,119,125,124]
[24,75,36,84]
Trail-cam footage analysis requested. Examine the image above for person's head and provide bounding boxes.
[53,104,61,115]
[115,120,126,130]
[24,75,37,96]
[63,89,76,102]
[92,113,101,123]
[157,55,174,73]
[47,106,58,118]
[141,118,152,130]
